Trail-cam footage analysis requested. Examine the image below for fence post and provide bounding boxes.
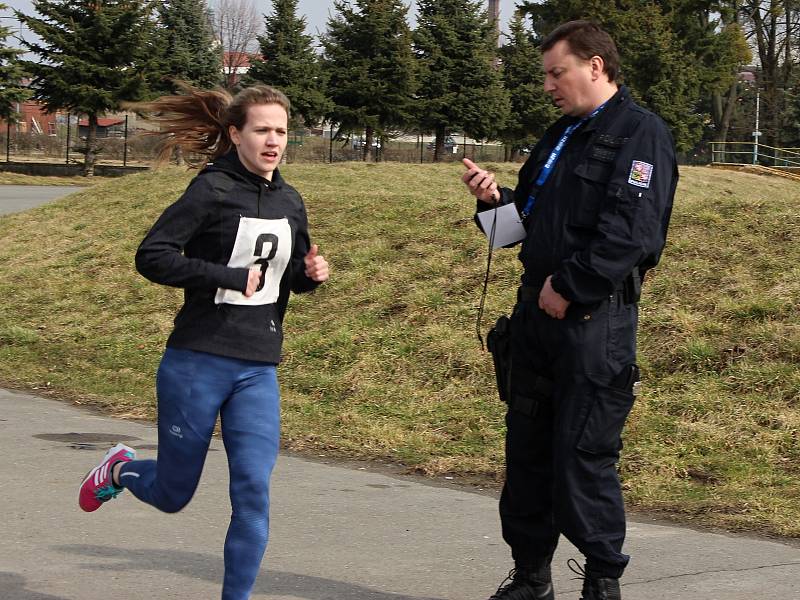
[752,89,760,165]
[6,121,10,163]
[65,113,71,165]
[123,114,129,167]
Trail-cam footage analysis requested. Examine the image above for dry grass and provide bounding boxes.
[0,172,97,186]
[0,163,798,536]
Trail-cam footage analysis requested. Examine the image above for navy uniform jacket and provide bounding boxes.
[481,86,678,305]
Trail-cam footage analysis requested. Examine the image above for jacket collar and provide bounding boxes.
[582,85,629,133]
[212,150,284,190]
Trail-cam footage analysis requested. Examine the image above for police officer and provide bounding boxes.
[462,21,678,600]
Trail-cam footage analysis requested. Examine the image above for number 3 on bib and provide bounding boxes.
[215,217,292,306]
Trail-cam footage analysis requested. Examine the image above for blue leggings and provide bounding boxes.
[118,347,280,600]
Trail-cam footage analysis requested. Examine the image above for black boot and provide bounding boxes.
[488,565,554,600]
[568,559,622,600]
[580,576,621,600]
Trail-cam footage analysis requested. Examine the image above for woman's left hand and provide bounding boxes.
[304,244,329,282]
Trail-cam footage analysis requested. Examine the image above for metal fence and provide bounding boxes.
[0,128,161,166]
[709,141,800,170]
[285,133,512,164]
[0,127,515,167]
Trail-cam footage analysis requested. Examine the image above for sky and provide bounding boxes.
[293,0,522,37]
[1,1,523,46]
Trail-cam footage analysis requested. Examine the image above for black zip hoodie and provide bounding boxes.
[135,151,319,363]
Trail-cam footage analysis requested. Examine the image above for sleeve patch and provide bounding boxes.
[628,160,653,188]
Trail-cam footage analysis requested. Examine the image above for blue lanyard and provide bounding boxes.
[521,102,607,218]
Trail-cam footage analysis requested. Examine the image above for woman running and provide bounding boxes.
[77,84,329,600]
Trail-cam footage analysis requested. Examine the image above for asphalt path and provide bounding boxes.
[0,185,85,216]
[2,388,800,600]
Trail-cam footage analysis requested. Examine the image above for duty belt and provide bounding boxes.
[517,268,642,305]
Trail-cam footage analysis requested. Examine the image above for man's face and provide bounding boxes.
[542,39,597,117]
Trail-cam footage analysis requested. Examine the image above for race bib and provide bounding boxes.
[215,216,292,306]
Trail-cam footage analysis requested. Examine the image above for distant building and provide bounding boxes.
[223,51,261,88]
[0,101,63,135]
[738,71,756,83]
[78,117,127,138]
[0,84,139,139]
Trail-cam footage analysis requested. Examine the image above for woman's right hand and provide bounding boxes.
[244,266,262,297]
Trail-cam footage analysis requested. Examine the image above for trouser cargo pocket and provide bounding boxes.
[576,370,636,456]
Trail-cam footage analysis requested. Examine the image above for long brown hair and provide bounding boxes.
[126,83,291,167]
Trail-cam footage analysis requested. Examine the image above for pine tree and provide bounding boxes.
[498,12,558,159]
[322,0,416,161]
[154,0,222,94]
[611,1,703,151]
[16,0,156,176]
[152,0,221,165]
[247,0,330,129]
[633,0,748,147]
[518,0,750,152]
[0,2,28,122]
[414,0,510,162]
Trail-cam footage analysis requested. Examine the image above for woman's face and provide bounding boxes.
[229,103,288,180]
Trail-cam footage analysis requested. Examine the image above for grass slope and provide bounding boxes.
[0,173,96,186]
[0,164,798,536]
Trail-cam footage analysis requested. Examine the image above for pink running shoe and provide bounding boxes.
[78,443,136,512]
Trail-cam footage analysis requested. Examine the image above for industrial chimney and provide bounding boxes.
[488,0,500,45]
[488,0,500,22]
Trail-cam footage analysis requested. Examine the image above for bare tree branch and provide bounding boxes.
[212,0,262,86]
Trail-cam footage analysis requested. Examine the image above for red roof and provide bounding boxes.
[78,117,125,127]
[223,51,261,69]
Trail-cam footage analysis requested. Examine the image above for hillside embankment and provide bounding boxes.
[0,164,797,536]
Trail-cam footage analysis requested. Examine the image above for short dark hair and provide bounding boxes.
[540,20,620,82]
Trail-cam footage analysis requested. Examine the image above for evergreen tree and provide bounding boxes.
[152,0,221,165]
[519,0,697,150]
[247,0,330,129]
[498,12,558,159]
[322,0,416,161]
[154,0,222,94]
[518,0,750,152]
[414,0,509,161]
[16,0,156,176]
[0,2,28,123]
[610,1,703,151]
[644,0,749,146]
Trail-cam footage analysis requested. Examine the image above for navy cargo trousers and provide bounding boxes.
[500,290,638,578]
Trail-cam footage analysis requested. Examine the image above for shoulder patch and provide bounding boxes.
[628,160,653,188]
